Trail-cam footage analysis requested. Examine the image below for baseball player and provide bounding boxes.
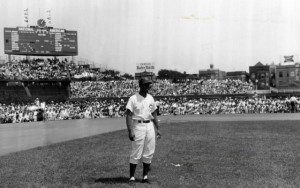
[126,78,161,184]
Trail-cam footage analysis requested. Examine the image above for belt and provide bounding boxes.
[138,120,151,123]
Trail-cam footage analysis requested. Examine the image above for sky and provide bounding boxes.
[1,0,300,75]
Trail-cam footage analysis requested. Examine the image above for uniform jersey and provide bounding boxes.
[126,93,157,120]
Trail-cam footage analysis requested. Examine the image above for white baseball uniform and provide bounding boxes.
[126,93,157,164]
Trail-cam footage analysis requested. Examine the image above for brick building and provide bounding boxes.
[275,63,300,88]
[249,62,276,90]
[198,69,226,80]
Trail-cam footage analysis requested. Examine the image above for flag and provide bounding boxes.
[46,10,51,25]
[284,55,294,62]
[24,8,29,26]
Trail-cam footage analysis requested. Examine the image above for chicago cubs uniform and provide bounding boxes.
[126,93,157,164]
[126,78,161,184]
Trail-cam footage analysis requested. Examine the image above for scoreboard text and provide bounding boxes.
[4,27,78,56]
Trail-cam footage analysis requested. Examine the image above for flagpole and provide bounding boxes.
[39,0,41,19]
[279,55,281,64]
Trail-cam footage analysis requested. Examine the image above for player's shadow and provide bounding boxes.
[94,176,129,184]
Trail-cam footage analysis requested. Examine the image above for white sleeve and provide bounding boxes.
[150,97,157,113]
[126,96,134,112]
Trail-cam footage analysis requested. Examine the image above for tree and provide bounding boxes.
[157,69,186,81]
[122,73,134,80]
[103,69,120,77]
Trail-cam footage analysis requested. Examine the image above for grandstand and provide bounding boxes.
[1,18,300,124]
[2,20,79,104]
[1,20,124,104]
[0,80,70,104]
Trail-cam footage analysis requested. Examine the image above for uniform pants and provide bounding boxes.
[129,121,155,164]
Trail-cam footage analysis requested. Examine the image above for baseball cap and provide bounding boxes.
[139,78,152,85]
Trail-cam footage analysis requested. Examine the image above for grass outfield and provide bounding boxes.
[1,120,300,187]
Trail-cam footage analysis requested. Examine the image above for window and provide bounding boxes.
[279,72,283,77]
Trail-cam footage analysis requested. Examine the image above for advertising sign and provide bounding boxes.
[136,63,155,72]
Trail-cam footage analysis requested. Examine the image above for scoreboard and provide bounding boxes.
[4,27,78,56]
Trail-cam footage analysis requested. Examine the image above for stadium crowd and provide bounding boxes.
[156,96,299,115]
[71,80,138,98]
[0,58,69,80]
[0,95,298,124]
[0,99,126,124]
[0,58,108,81]
[0,59,298,124]
[70,79,254,98]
